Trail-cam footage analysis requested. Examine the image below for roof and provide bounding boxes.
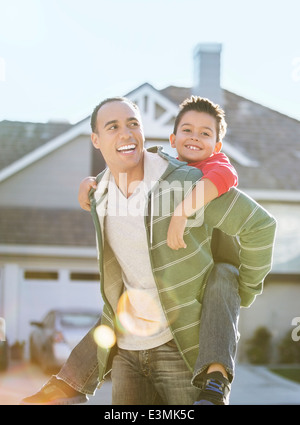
[0,120,73,171]
[0,207,95,247]
[1,85,300,191]
[160,86,300,191]
[1,83,300,255]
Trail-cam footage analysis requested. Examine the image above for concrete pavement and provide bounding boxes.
[230,364,300,405]
[1,361,300,405]
[83,364,300,405]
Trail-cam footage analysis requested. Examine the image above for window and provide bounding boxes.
[60,312,99,328]
[70,272,100,282]
[24,271,58,280]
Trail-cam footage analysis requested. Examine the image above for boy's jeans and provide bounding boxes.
[192,262,240,385]
[57,263,240,396]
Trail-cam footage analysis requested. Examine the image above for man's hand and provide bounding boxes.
[78,177,97,211]
[167,211,188,250]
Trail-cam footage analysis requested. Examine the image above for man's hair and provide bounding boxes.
[90,97,140,133]
[173,96,227,142]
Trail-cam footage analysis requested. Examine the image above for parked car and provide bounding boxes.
[29,308,100,373]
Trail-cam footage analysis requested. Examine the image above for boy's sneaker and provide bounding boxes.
[20,376,88,405]
[194,371,231,405]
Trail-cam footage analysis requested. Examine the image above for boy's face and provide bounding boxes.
[170,111,222,163]
[91,100,145,175]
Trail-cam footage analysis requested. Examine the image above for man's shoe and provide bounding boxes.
[194,371,231,405]
[20,376,88,405]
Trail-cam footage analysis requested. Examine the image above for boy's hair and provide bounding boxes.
[173,96,227,142]
[90,97,140,133]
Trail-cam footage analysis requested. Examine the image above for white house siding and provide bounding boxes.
[0,135,92,209]
[260,202,300,274]
[238,280,300,362]
[237,201,300,362]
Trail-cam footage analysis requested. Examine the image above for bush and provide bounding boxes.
[277,331,300,364]
[245,326,272,364]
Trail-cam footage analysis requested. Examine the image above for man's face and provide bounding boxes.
[170,111,221,163]
[91,100,145,175]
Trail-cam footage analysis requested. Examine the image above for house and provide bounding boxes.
[0,43,299,361]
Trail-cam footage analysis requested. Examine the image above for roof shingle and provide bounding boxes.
[0,207,96,247]
[160,86,300,190]
[0,120,72,171]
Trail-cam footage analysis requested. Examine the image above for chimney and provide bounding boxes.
[192,43,223,106]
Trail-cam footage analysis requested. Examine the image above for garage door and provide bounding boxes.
[18,268,103,357]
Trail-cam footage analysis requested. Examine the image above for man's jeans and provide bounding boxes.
[57,263,240,397]
[111,342,200,404]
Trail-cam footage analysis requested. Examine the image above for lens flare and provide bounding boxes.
[93,325,116,349]
[116,289,167,337]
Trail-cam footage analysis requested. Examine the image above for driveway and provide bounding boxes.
[230,364,300,405]
[1,361,299,405]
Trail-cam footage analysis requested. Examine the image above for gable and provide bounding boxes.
[1,82,300,194]
[127,83,178,139]
[0,133,92,209]
[0,120,73,171]
[159,86,300,191]
[127,83,258,167]
[0,119,90,183]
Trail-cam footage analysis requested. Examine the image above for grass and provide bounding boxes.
[269,366,300,384]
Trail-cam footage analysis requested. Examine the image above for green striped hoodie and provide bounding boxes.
[89,146,277,385]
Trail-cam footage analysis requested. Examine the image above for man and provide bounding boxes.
[21,97,276,405]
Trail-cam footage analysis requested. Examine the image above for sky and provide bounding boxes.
[0,0,299,124]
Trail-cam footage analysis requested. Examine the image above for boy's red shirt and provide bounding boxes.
[187,152,238,196]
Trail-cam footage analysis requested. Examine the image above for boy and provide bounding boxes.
[167,96,238,250]
[167,96,239,404]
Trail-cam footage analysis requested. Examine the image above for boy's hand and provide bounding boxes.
[167,213,188,250]
[78,177,97,211]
